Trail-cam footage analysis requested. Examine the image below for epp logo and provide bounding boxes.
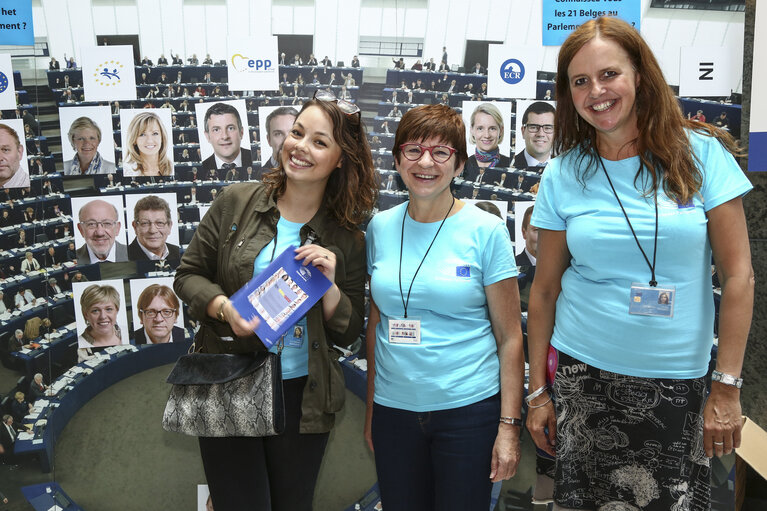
[231,54,272,72]
[500,58,524,85]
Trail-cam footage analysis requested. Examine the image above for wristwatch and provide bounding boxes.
[216,299,229,323]
[711,370,743,388]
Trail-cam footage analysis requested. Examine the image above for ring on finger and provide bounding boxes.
[713,441,724,446]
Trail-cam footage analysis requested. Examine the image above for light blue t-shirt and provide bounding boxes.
[253,216,308,379]
[531,130,752,378]
[366,202,517,411]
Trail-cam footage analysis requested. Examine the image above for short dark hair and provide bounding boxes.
[204,102,242,132]
[521,205,534,231]
[474,201,502,220]
[522,101,555,125]
[134,195,172,223]
[265,106,298,134]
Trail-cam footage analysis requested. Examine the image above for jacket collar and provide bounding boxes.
[252,184,338,240]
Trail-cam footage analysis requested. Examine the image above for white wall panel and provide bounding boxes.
[159,0,184,59]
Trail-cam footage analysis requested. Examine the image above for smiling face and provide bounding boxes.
[86,300,118,338]
[396,137,463,204]
[133,209,171,256]
[522,111,555,161]
[77,200,121,259]
[281,105,342,188]
[204,113,243,162]
[471,112,500,152]
[568,36,639,145]
[0,130,23,186]
[135,119,162,158]
[140,295,177,343]
[72,127,100,164]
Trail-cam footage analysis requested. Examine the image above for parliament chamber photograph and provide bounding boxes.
[0,0,765,510]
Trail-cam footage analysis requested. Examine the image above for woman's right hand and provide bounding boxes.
[364,407,374,452]
[526,399,557,458]
[222,300,260,337]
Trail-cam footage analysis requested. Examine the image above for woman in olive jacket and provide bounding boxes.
[174,94,377,511]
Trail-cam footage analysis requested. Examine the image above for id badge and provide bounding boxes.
[629,283,675,318]
[388,317,421,344]
[284,318,306,348]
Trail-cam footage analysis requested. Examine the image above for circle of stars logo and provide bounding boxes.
[0,72,8,94]
[94,60,123,86]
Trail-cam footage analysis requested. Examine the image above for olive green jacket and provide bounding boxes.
[174,182,366,433]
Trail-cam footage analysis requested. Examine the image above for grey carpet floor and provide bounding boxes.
[2,362,542,510]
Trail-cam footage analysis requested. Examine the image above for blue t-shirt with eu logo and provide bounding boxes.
[253,216,309,380]
[531,130,752,379]
[366,201,517,412]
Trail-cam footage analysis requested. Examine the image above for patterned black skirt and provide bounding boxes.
[552,350,710,511]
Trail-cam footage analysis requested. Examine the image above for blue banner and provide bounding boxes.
[542,0,641,46]
[0,0,33,45]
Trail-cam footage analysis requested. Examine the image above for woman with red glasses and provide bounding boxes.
[364,104,525,509]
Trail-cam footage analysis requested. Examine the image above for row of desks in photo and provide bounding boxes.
[387,70,556,99]
[14,341,192,473]
[47,65,364,89]
[0,215,73,251]
[57,91,325,110]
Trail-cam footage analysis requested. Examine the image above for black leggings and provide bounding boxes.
[198,376,330,511]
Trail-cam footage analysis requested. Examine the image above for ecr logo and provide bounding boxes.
[231,54,272,72]
[500,58,524,85]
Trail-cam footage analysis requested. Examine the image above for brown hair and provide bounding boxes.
[263,99,378,230]
[393,104,468,168]
[554,17,743,204]
[137,284,179,314]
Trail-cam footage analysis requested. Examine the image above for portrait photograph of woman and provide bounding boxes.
[120,109,175,177]
[58,105,117,176]
[73,280,129,348]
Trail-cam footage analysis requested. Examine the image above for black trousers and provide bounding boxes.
[198,376,330,511]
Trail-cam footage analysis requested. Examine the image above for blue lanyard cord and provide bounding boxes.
[598,157,658,287]
[398,197,455,318]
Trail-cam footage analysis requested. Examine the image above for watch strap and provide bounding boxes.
[712,370,743,388]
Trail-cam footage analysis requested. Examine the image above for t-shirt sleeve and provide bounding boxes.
[530,159,567,231]
[365,217,377,275]
[481,221,517,286]
[695,132,753,211]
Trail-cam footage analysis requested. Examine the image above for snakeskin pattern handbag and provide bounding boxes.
[162,349,285,437]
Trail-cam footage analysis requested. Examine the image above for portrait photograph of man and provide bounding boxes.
[128,277,185,345]
[258,105,298,171]
[0,120,30,189]
[513,100,556,171]
[195,100,252,171]
[124,193,180,262]
[71,195,128,263]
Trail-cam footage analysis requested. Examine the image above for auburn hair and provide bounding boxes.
[554,17,744,204]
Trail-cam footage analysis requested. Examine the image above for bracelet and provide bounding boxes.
[527,394,552,409]
[711,370,743,388]
[499,416,523,427]
[525,384,549,404]
[216,298,230,323]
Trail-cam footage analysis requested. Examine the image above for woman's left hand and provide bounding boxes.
[703,383,743,458]
[489,425,521,482]
[294,245,336,283]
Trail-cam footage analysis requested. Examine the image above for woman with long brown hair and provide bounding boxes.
[175,90,377,510]
[526,17,752,510]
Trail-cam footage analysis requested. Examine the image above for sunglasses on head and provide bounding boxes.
[313,89,361,118]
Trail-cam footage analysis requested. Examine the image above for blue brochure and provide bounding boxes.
[230,245,332,349]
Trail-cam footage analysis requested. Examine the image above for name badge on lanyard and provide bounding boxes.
[388,317,421,344]
[629,283,676,318]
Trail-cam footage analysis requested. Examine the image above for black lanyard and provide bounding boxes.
[399,197,455,318]
[598,157,659,287]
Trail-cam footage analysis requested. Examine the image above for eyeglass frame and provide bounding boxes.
[523,123,555,134]
[398,143,458,164]
[312,89,361,118]
[139,308,177,318]
[79,220,119,230]
[135,220,170,230]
